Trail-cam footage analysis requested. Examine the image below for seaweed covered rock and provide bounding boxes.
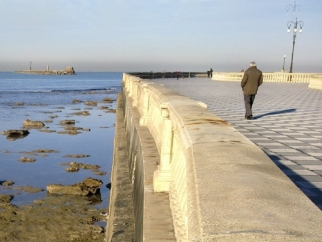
[46,177,103,196]
[23,119,45,127]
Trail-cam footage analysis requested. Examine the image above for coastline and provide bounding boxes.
[0,72,120,240]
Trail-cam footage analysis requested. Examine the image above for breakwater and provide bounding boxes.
[14,66,75,75]
[106,73,322,241]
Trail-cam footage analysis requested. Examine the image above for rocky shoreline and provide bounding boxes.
[0,94,116,241]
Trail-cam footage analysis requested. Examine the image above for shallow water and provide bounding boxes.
[0,72,122,209]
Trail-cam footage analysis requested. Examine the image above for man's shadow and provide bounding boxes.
[253,108,296,120]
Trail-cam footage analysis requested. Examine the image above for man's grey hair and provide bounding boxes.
[250,61,257,67]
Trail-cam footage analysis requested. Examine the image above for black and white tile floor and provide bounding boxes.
[152,78,322,210]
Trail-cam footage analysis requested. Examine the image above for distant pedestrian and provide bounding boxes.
[210,68,213,78]
[241,61,263,120]
[207,69,210,78]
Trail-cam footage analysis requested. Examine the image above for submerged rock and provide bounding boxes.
[46,177,103,196]
[63,154,90,158]
[72,99,82,104]
[19,157,36,162]
[14,186,44,193]
[85,101,97,106]
[72,111,90,116]
[102,98,113,103]
[32,149,60,154]
[57,130,81,135]
[60,119,75,125]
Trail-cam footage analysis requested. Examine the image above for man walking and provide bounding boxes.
[241,61,263,120]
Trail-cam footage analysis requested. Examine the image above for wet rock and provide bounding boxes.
[106,109,116,113]
[72,111,90,116]
[60,119,75,125]
[94,171,106,176]
[102,98,113,103]
[65,167,79,172]
[1,129,30,141]
[85,101,97,106]
[32,149,60,154]
[1,129,30,136]
[60,162,100,172]
[0,180,14,186]
[64,126,90,132]
[23,119,45,127]
[49,115,59,119]
[63,154,90,158]
[98,106,110,110]
[0,194,13,203]
[0,194,106,241]
[72,99,82,104]
[46,177,103,196]
[19,157,36,162]
[38,129,56,133]
[57,130,81,135]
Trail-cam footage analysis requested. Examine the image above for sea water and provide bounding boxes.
[0,72,122,208]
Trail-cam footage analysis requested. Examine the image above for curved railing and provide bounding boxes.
[213,72,315,83]
[308,74,322,90]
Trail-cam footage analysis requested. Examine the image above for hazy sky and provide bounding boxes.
[1,0,321,72]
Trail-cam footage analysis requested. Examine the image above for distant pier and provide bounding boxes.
[14,66,76,75]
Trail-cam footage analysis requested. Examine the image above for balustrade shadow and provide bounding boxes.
[264,152,322,210]
[253,108,296,119]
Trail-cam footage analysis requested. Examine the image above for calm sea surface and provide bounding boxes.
[0,72,122,209]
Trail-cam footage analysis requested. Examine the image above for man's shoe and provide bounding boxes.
[246,115,253,120]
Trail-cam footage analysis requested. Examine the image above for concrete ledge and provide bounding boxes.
[121,74,322,241]
[106,93,135,241]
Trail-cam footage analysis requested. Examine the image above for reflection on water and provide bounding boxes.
[6,132,30,141]
[87,193,102,205]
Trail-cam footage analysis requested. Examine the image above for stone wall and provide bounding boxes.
[110,73,322,241]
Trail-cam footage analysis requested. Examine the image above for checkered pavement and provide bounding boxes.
[152,77,322,210]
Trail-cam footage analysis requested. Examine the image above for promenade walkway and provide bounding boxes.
[151,77,322,210]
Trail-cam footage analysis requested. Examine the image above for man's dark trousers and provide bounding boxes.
[244,94,256,119]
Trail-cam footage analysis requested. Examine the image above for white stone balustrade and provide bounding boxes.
[213,72,319,84]
[308,74,322,90]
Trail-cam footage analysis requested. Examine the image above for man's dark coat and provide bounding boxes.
[241,66,263,95]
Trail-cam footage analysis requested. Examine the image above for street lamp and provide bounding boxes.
[282,55,286,72]
[286,2,304,73]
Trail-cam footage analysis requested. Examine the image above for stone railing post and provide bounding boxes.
[139,84,150,126]
[153,103,173,192]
